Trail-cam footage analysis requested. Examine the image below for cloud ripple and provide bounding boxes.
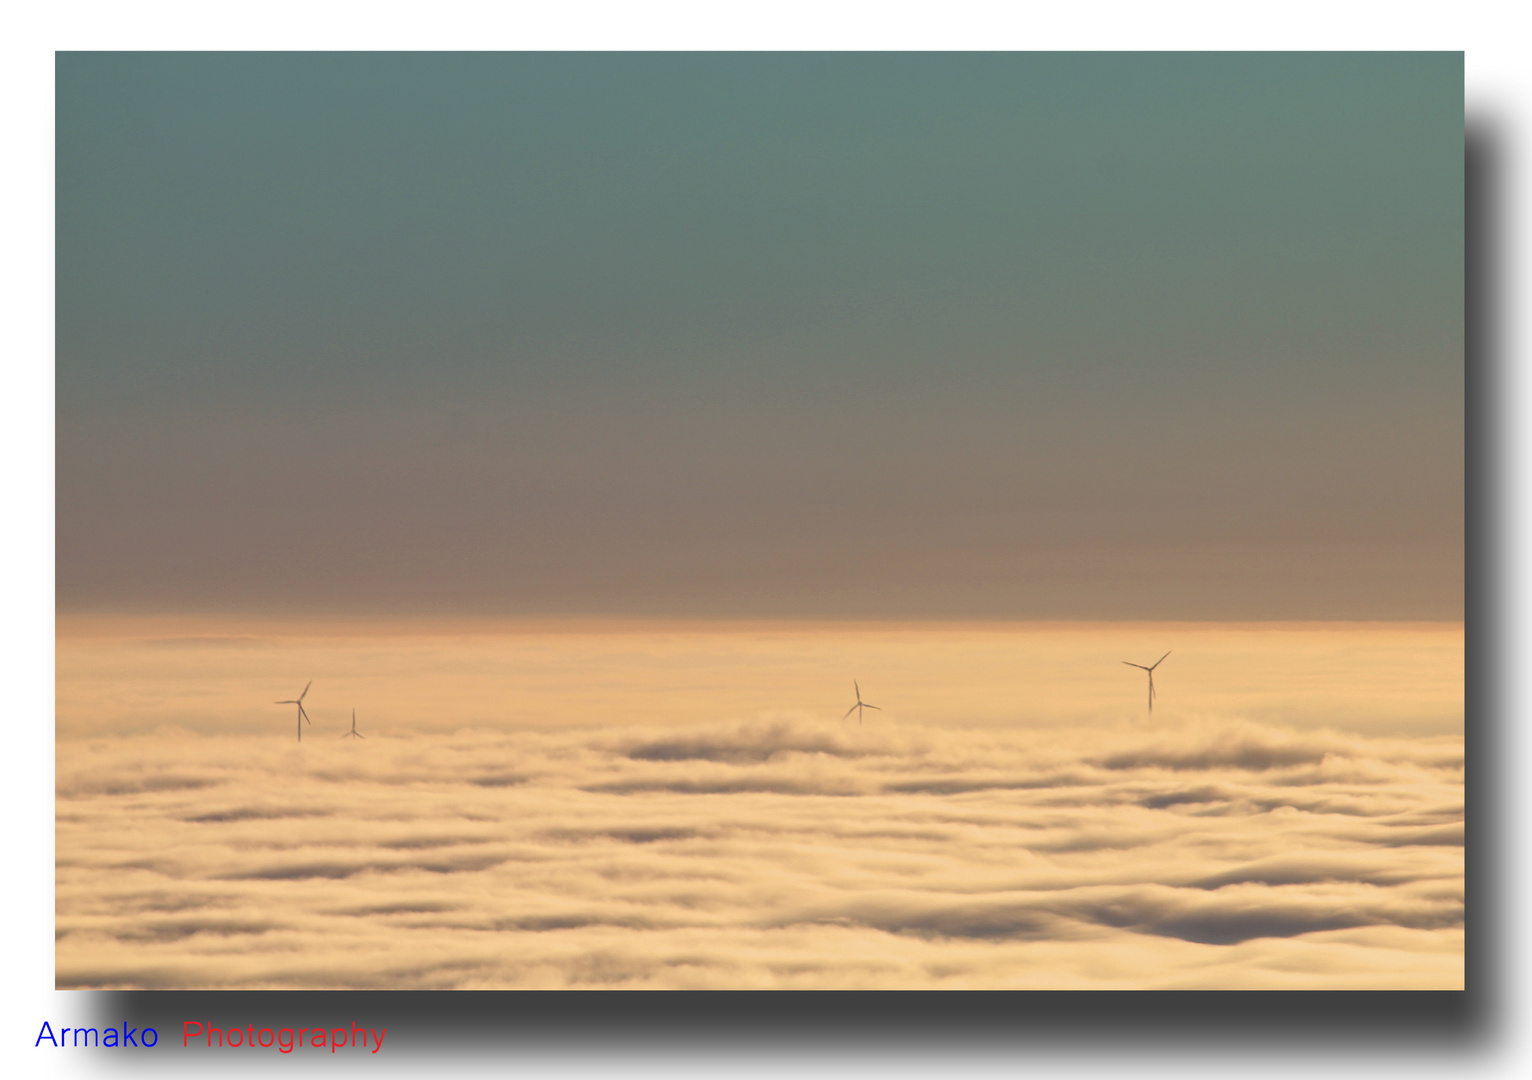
[56,715,1462,988]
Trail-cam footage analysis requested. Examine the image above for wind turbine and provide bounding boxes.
[341,708,365,740]
[841,680,881,725]
[1122,652,1171,714]
[276,681,313,741]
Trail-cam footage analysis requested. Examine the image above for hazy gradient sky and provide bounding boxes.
[56,53,1463,619]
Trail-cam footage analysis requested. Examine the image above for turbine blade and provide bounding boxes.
[1123,662,1149,670]
[1150,651,1171,670]
[299,681,312,700]
[842,704,858,721]
[865,704,881,710]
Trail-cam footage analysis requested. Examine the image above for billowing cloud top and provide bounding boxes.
[58,710,1462,989]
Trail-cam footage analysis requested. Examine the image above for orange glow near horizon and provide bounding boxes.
[56,616,1462,740]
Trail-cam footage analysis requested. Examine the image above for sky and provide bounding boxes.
[54,52,1464,620]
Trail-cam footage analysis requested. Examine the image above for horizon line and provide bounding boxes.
[53,611,1467,639]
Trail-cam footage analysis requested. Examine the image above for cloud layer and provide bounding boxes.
[57,713,1462,988]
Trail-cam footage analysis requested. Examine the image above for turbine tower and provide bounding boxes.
[342,708,365,739]
[275,681,313,741]
[1122,652,1171,714]
[842,680,881,725]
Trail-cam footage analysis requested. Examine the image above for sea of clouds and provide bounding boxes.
[57,710,1462,989]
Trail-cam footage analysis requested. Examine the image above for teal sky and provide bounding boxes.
[56,53,1463,619]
